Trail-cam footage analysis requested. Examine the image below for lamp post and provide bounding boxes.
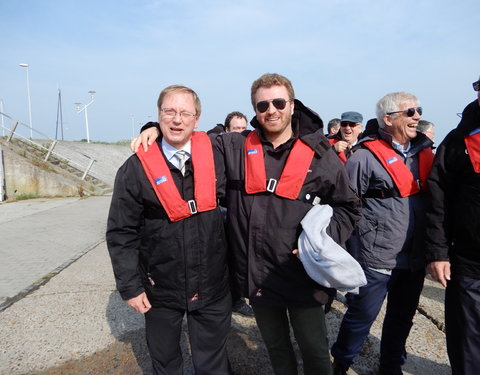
[74,90,96,143]
[130,114,135,139]
[19,63,33,139]
[0,99,5,137]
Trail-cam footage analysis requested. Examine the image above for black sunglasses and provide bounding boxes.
[473,80,480,92]
[340,122,360,127]
[387,107,422,117]
[256,98,290,113]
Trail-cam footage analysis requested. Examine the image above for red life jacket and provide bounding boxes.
[136,131,217,222]
[244,131,315,200]
[465,128,480,173]
[363,139,434,197]
[328,138,347,163]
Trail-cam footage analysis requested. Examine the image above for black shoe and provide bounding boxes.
[378,367,403,375]
[232,299,254,317]
[333,359,349,375]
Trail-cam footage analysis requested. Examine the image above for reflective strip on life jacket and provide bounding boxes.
[244,131,315,200]
[465,128,480,173]
[328,138,347,164]
[363,139,434,197]
[136,131,217,222]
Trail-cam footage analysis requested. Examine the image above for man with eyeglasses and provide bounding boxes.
[328,111,364,163]
[133,73,361,375]
[331,92,434,375]
[107,85,233,375]
[424,75,480,374]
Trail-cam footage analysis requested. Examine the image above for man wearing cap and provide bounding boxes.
[331,92,434,375]
[424,75,480,374]
[328,111,363,163]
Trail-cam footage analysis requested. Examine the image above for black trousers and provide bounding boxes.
[145,293,233,375]
[445,274,480,375]
[252,304,333,375]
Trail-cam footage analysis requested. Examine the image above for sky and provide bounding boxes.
[1,0,478,144]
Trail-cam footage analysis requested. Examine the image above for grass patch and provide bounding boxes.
[15,193,39,201]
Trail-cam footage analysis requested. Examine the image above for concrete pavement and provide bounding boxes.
[0,196,451,374]
[0,196,111,310]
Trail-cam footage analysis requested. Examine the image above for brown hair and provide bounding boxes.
[250,73,295,108]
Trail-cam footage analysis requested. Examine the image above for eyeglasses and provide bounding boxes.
[386,107,423,117]
[340,122,360,128]
[160,108,196,121]
[255,98,290,113]
[473,80,480,92]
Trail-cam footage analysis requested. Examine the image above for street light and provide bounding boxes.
[0,99,5,137]
[74,90,96,143]
[130,114,135,139]
[19,63,33,139]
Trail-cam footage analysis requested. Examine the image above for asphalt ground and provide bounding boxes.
[0,196,451,375]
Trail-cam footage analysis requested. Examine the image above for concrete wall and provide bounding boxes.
[1,145,80,200]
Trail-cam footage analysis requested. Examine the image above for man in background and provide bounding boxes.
[417,119,435,140]
[326,117,341,137]
[328,111,363,163]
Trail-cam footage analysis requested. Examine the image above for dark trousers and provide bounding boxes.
[252,304,333,375]
[445,274,480,375]
[331,267,424,371]
[145,293,233,375]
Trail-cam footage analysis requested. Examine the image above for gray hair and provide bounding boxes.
[376,92,419,128]
[417,120,434,133]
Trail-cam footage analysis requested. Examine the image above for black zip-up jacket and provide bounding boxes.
[424,99,480,279]
[214,100,362,307]
[106,136,230,310]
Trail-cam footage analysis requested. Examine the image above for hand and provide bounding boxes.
[130,127,160,153]
[333,141,349,153]
[427,261,451,288]
[126,292,152,313]
[292,249,299,258]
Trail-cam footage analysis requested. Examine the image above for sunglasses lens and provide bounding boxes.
[272,98,287,110]
[256,101,269,113]
[341,122,357,127]
[256,99,288,113]
[406,107,422,117]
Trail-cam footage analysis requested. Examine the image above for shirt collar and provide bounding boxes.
[161,139,191,162]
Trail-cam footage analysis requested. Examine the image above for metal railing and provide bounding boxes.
[0,111,96,181]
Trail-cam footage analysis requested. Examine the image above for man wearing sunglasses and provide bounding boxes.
[133,73,361,375]
[328,111,364,163]
[331,92,434,375]
[424,75,480,374]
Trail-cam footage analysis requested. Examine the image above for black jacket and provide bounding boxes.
[106,136,230,310]
[424,99,480,279]
[214,100,362,307]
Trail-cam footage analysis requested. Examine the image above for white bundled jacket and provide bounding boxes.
[298,204,367,294]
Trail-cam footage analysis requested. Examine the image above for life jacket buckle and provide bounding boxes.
[267,178,277,193]
[188,200,198,214]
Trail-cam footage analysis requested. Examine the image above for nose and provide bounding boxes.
[266,102,277,113]
[172,112,182,123]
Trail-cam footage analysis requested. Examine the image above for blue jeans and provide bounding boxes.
[331,267,424,371]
